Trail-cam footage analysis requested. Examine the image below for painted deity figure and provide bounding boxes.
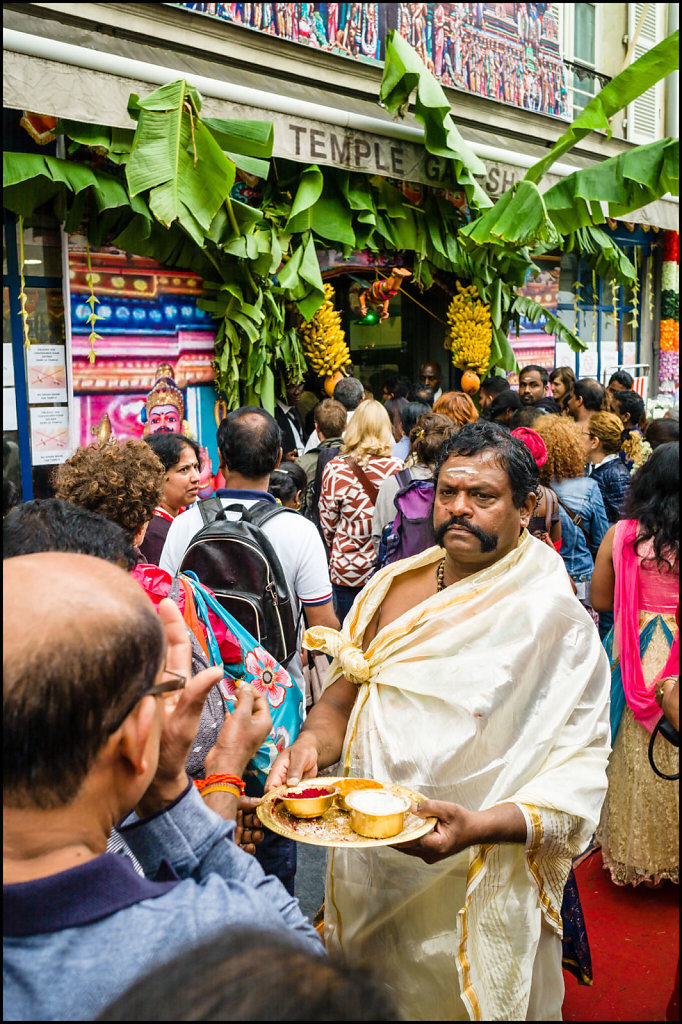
[142,363,214,496]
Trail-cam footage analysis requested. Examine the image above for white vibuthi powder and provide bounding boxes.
[346,791,409,815]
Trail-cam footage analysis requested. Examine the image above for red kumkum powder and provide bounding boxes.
[287,787,333,799]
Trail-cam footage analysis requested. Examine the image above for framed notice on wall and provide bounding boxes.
[26,345,68,404]
[30,406,70,465]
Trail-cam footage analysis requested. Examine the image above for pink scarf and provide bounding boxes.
[613,519,665,733]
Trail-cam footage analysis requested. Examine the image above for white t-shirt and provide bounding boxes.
[159,490,333,696]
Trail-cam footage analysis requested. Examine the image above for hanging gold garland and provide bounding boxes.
[573,279,582,333]
[610,278,619,332]
[591,269,597,350]
[647,254,654,321]
[630,247,640,331]
[85,240,104,364]
[18,216,32,349]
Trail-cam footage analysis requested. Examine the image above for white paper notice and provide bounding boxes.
[3,388,18,430]
[3,343,14,387]
[27,345,67,403]
[30,406,70,465]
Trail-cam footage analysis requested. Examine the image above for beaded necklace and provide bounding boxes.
[436,557,447,592]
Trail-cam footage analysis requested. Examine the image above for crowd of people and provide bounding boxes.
[3,356,679,1021]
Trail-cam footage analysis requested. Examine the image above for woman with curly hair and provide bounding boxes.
[533,415,609,622]
[583,411,632,525]
[53,439,165,545]
[433,390,479,428]
[54,439,240,684]
[591,442,679,888]
[319,400,403,622]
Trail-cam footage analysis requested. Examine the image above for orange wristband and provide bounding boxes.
[200,783,241,800]
[194,773,245,795]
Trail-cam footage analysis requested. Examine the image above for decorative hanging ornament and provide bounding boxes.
[85,240,105,364]
[18,216,33,350]
[357,268,411,322]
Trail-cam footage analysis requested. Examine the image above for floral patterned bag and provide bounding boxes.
[179,571,302,786]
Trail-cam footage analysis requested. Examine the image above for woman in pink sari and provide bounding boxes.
[591,442,679,887]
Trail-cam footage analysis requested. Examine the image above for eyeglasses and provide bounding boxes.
[107,668,186,735]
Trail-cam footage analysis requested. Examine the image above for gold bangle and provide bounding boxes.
[201,783,241,799]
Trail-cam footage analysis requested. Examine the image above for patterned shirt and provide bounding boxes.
[319,454,404,587]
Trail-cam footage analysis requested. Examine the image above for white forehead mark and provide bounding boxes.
[442,466,477,477]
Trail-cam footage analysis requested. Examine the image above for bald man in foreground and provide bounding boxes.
[3,553,323,1022]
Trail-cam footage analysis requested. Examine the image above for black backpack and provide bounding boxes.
[178,498,300,667]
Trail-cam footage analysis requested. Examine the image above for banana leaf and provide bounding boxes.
[565,226,636,285]
[285,164,324,231]
[202,117,274,158]
[3,152,138,220]
[380,31,492,212]
[525,31,679,185]
[459,181,561,249]
[277,233,325,320]
[544,137,679,234]
[125,80,236,245]
[511,295,588,352]
[489,324,519,373]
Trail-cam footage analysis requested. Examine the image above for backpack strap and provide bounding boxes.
[394,468,413,493]
[177,575,210,661]
[243,499,299,530]
[346,458,379,505]
[198,496,227,526]
[555,493,590,543]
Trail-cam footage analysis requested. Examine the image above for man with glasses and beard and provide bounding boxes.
[267,421,611,1022]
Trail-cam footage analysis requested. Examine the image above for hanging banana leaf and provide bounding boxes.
[565,226,636,285]
[380,30,492,212]
[125,80,237,245]
[511,295,588,352]
[285,164,324,231]
[524,31,679,185]
[544,137,679,234]
[3,151,142,222]
[276,232,325,320]
[459,181,561,249]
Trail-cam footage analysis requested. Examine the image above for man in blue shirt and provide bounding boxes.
[3,552,322,1022]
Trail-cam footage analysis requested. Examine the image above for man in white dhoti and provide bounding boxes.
[268,421,611,1022]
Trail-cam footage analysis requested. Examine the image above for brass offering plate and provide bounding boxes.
[257,777,437,848]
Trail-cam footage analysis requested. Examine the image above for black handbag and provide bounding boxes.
[648,715,680,781]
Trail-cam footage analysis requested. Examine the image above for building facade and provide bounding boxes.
[3,2,679,499]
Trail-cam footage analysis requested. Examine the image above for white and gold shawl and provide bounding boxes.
[303,532,611,1021]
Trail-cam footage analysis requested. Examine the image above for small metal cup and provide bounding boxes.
[346,791,411,839]
[280,785,338,819]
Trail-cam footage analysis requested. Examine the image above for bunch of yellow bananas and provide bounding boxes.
[299,284,351,377]
[445,281,492,376]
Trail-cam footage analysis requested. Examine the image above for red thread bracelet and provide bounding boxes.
[194,773,245,794]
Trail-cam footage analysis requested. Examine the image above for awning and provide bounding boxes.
[3,27,678,231]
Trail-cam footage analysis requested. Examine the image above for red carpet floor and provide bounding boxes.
[562,848,679,1021]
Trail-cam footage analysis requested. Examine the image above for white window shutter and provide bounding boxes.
[626,3,665,143]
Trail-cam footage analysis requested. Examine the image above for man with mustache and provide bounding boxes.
[268,420,610,1021]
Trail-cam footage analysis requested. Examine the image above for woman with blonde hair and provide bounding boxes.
[583,411,631,525]
[433,390,479,428]
[534,415,609,623]
[319,400,404,621]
